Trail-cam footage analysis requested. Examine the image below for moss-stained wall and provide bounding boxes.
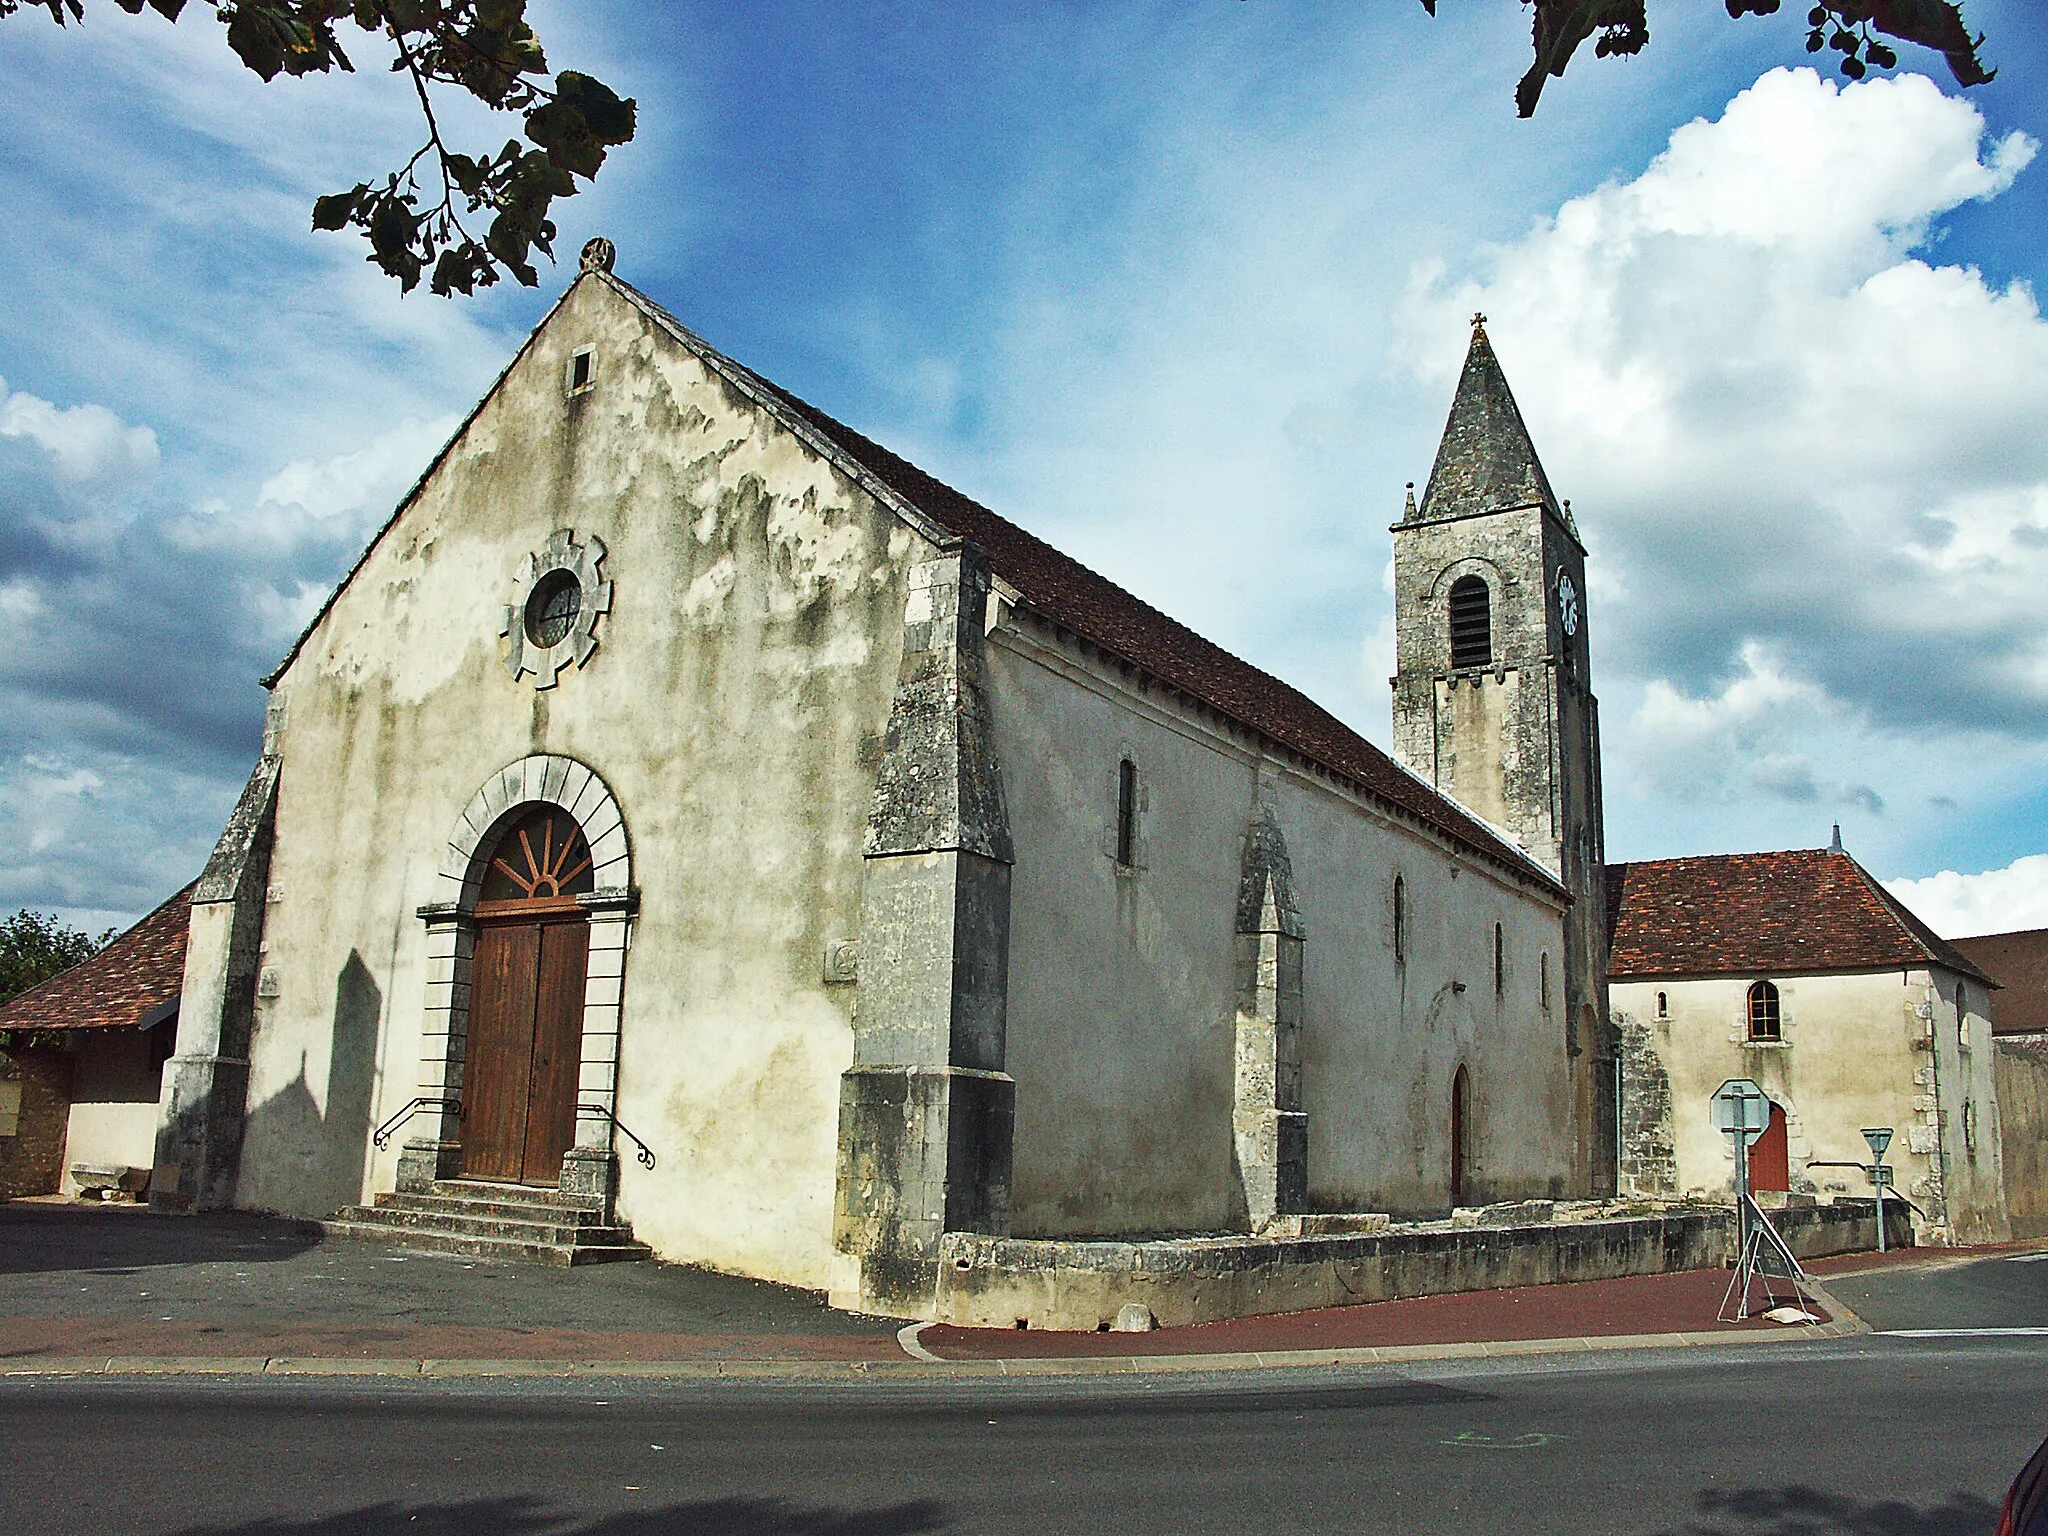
[244,274,917,1288]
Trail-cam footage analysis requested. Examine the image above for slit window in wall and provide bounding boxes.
[1493,923,1504,994]
[1958,986,1972,1051]
[568,347,595,395]
[1115,758,1138,867]
[1448,575,1491,669]
[1964,1099,1978,1154]
[1539,952,1550,1011]
[1656,991,1669,1019]
[1393,877,1407,965]
[1747,980,1781,1042]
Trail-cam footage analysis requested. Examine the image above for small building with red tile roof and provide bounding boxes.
[0,885,192,1198]
[1608,843,2008,1244]
[1948,928,2048,1238]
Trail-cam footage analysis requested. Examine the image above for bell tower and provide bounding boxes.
[1390,316,1613,1196]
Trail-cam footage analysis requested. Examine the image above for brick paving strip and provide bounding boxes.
[11,1205,2030,1382]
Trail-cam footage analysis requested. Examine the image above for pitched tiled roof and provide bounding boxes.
[0,884,193,1032]
[1951,929,2048,1034]
[1606,848,1994,985]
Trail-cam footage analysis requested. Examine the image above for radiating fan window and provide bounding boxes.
[479,807,595,903]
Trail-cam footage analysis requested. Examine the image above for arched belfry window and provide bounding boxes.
[1747,980,1781,1042]
[478,806,595,907]
[1448,575,1491,669]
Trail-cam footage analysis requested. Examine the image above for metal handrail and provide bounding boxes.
[577,1102,657,1168]
[371,1096,461,1150]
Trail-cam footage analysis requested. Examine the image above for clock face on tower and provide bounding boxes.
[1557,569,1580,638]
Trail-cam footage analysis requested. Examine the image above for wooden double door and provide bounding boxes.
[462,909,589,1185]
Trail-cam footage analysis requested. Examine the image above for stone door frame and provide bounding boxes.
[399,754,635,1209]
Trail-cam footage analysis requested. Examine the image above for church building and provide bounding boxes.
[150,244,1610,1319]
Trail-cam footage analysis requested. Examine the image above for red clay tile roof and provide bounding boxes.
[0,884,192,1032]
[1951,929,2048,1034]
[1606,849,1993,984]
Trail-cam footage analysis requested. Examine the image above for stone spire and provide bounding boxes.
[1411,316,1562,527]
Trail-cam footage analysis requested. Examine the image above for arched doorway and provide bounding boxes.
[1748,1102,1790,1194]
[462,805,594,1185]
[1450,1065,1472,1208]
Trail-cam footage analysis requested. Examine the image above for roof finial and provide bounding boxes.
[580,236,616,274]
[1403,481,1417,521]
[1471,312,1488,331]
[1829,822,1844,853]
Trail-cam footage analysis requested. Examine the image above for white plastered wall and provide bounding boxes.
[989,619,1573,1235]
[238,275,916,1289]
[1614,967,2008,1243]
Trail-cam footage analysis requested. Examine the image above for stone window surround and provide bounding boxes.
[400,753,635,1206]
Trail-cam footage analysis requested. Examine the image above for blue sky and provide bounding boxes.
[3,1,2047,935]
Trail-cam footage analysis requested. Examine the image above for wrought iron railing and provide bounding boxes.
[577,1102,657,1168]
[371,1096,462,1150]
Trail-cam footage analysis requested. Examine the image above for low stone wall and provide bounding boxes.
[933,1200,1905,1330]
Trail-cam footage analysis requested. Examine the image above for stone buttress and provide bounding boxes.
[831,542,1016,1318]
[151,751,281,1211]
[1233,802,1307,1229]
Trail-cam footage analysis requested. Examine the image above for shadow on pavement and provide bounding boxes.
[161,1495,949,1535]
[1666,1484,1999,1535]
[0,1203,322,1276]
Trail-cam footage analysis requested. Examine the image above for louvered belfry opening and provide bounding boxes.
[1447,575,1491,669]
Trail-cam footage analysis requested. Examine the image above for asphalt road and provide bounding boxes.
[2,1336,2041,1535]
[1827,1247,2048,1332]
[2,1243,2040,1535]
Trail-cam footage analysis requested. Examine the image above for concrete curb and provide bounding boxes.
[0,1317,1865,1383]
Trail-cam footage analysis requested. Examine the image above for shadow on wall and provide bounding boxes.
[160,1495,949,1536]
[1666,1484,1998,1535]
[240,952,381,1216]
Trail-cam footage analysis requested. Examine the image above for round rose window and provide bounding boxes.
[524,569,583,649]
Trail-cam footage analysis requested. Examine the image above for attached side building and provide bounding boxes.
[0,885,191,1198]
[1611,845,2007,1244]
[1951,927,2048,1239]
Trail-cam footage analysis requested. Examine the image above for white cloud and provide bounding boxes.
[0,377,158,489]
[1885,854,2048,939]
[1396,68,2048,864]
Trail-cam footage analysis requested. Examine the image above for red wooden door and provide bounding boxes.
[462,913,589,1186]
[1749,1104,1790,1192]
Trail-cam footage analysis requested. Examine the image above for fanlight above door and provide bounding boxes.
[478,807,595,907]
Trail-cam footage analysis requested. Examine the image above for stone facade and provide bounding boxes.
[151,260,1586,1319]
[1391,321,1613,1197]
[1993,1034,2048,1239]
[0,1047,71,1197]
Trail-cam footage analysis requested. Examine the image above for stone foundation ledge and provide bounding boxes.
[934,1199,1902,1331]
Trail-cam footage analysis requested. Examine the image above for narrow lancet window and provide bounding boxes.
[1115,758,1138,867]
[1448,575,1492,669]
[1493,923,1504,994]
[1393,876,1407,965]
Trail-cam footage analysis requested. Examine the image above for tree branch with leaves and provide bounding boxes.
[1420,1,1993,117]
[4,0,635,295]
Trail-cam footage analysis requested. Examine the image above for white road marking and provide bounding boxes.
[1879,1328,2048,1337]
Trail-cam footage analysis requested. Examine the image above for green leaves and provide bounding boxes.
[4,0,636,296]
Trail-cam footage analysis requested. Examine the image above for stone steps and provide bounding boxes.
[321,1180,650,1268]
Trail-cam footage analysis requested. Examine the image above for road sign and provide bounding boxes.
[1711,1079,1772,1144]
[1862,1126,1894,1158]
